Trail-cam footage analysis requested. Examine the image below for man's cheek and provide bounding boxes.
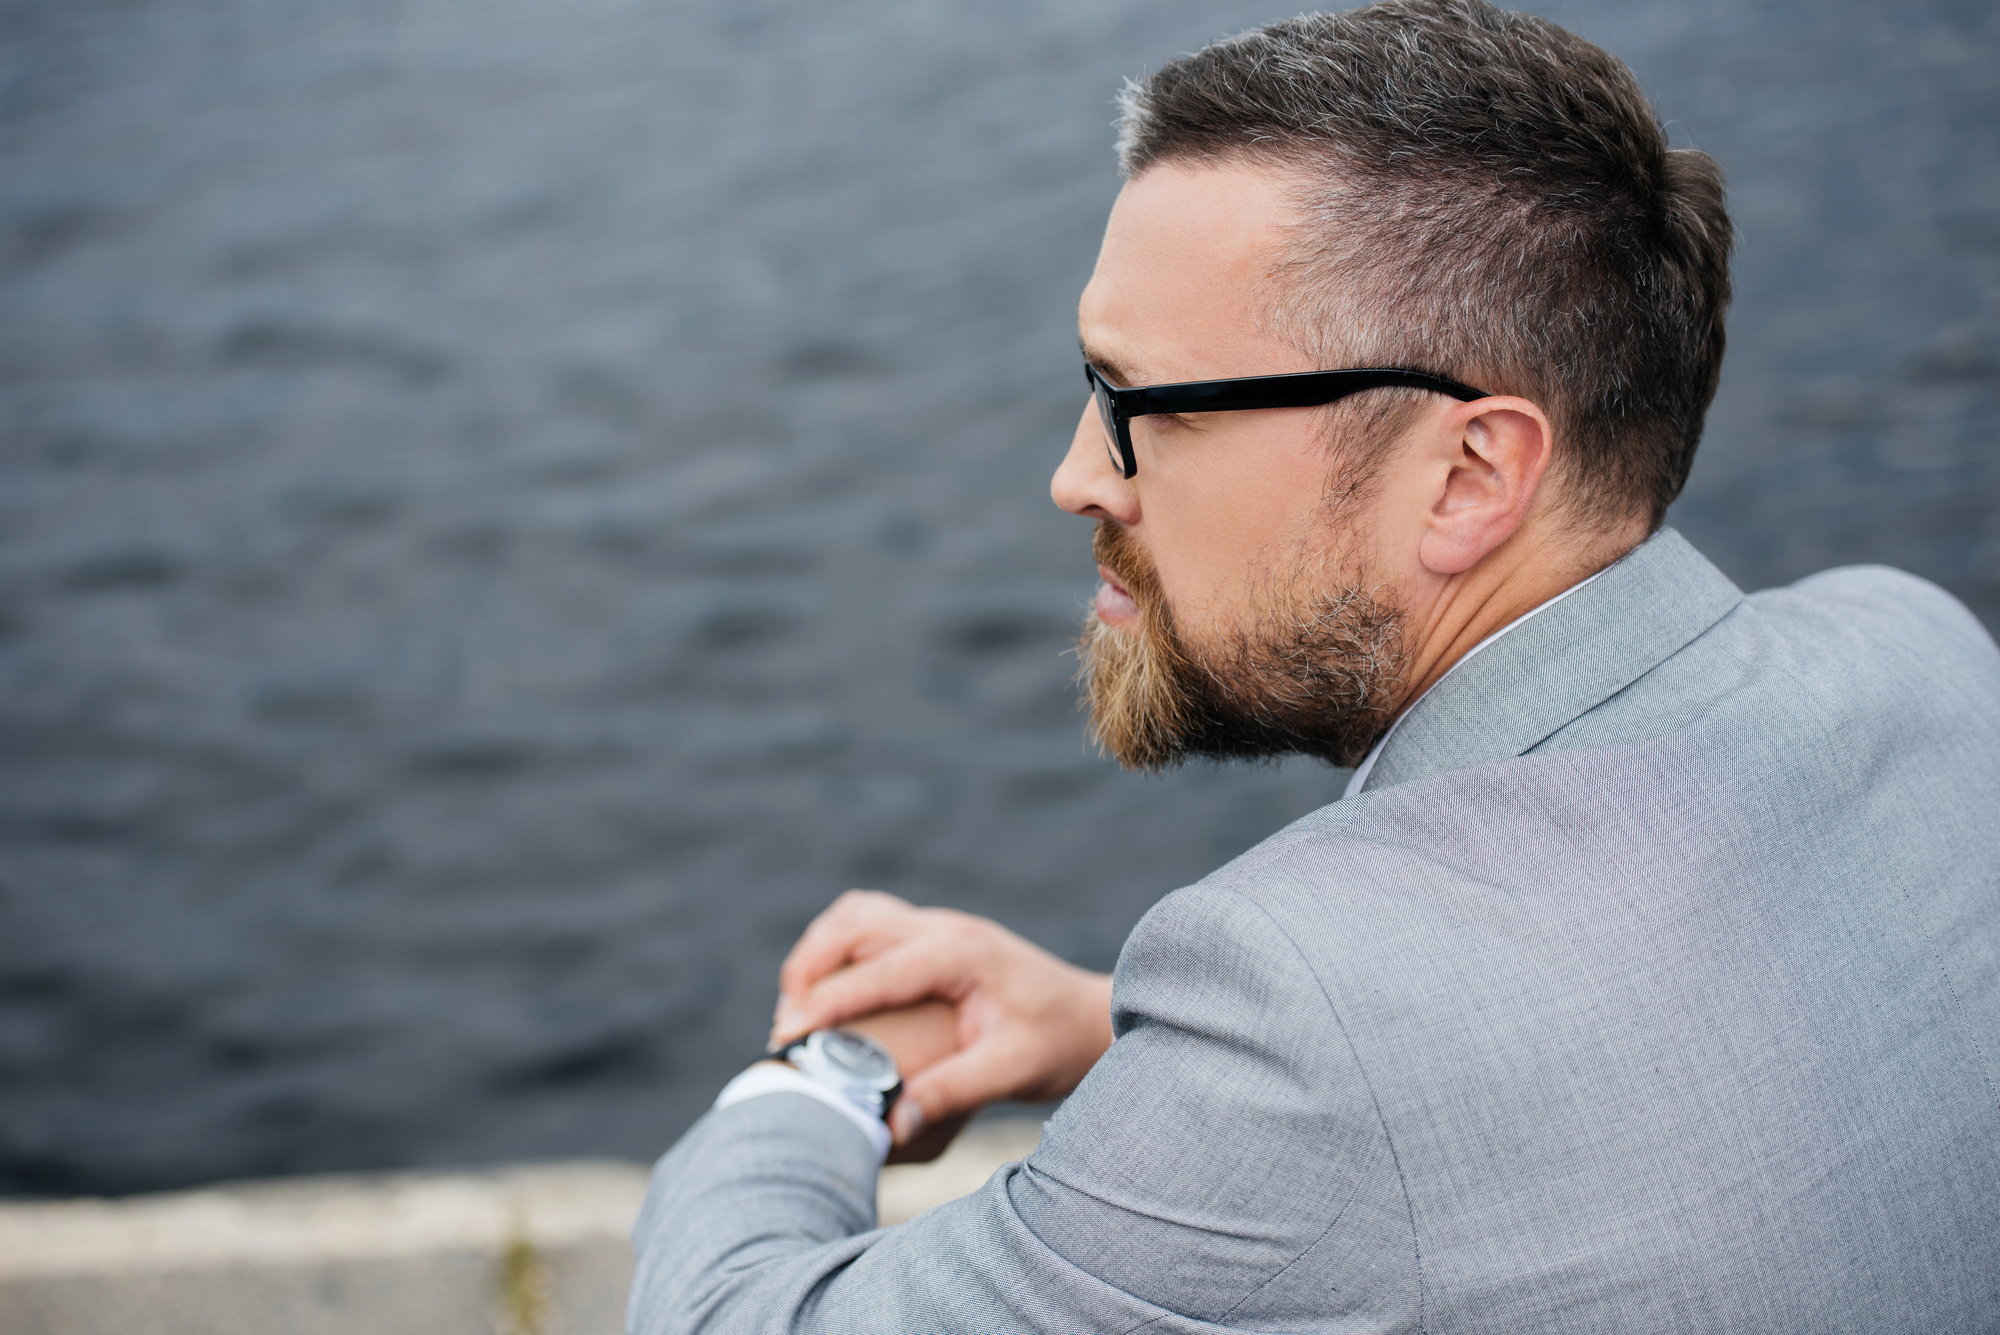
[1150,570,1235,648]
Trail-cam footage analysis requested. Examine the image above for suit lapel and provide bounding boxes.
[1360,528,1743,793]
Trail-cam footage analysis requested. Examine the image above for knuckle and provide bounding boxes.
[939,914,985,947]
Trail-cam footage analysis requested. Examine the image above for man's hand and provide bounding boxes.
[840,1000,969,1164]
[771,890,1115,1149]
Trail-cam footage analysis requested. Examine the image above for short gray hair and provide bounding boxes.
[1116,0,1732,530]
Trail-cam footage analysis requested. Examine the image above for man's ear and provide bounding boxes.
[1417,398,1553,576]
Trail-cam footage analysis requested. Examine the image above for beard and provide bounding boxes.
[1075,519,1405,772]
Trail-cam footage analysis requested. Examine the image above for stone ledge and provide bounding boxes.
[0,1120,1041,1334]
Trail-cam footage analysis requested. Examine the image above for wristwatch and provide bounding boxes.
[773,1028,903,1121]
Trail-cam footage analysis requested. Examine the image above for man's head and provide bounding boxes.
[1055,0,1732,770]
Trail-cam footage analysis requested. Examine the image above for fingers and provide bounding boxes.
[775,890,916,1010]
[772,941,968,1046]
[887,1097,929,1147]
[842,999,960,1076]
[884,1108,970,1165]
[892,1039,1023,1140]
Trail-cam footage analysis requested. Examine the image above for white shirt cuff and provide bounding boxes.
[714,1063,892,1162]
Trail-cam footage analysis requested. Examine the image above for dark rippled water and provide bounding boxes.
[1,0,1995,1194]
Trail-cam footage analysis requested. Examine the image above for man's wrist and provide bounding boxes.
[714,1062,893,1161]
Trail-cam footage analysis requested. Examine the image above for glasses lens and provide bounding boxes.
[1090,371,1122,472]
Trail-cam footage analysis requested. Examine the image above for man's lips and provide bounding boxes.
[1095,564,1140,626]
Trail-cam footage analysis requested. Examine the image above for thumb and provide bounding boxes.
[893,1042,1008,1141]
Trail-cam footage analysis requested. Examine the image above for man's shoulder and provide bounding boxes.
[1163,796,1483,975]
[1749,562,1996,668]
[1187,555,2000,952]
[1115,873,1327,1004]
[1776,560,1981,618]
[1725,563,2000,742]
[1502,557,1997,769]
[1113,847,1407,1033]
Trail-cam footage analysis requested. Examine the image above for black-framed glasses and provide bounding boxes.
[1084,358,1490,479]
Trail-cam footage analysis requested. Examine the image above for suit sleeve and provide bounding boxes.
[625,881,1419,1334]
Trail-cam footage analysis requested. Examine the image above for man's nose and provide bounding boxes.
[1051,399,1139,524]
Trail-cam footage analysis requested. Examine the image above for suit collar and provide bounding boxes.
[1358,527,1742,794]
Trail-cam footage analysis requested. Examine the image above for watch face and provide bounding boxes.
[809,1029,898,1092]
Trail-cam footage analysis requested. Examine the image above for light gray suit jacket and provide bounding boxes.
[629,529,2000,1333]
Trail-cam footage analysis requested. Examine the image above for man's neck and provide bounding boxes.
[1390,520,1648,718]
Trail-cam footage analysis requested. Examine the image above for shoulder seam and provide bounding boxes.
[1220,886,1428,1335]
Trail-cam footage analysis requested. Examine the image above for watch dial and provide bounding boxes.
[817,1029,895,1088]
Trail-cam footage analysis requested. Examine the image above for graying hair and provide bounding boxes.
[1114,0,1733,530]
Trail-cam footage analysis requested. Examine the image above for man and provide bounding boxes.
[629,2,2000,1330]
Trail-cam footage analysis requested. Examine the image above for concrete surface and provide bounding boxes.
[0,1161,645,1335]
[0,1120,1042,1333]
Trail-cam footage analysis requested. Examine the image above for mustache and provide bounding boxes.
[1091,520,1161,608]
